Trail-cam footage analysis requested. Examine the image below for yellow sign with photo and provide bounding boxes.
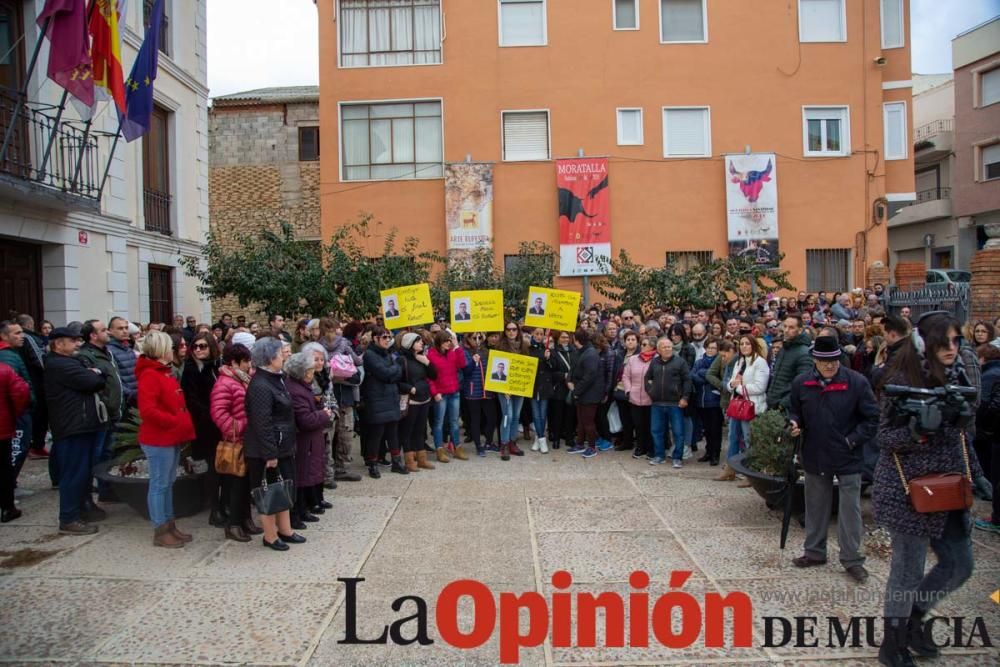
[523,286,581,332]
[450,289,504,333]
[484,351,539,399]
[380,283,433,328]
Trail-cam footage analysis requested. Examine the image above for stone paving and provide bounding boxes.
[1,444,997,666]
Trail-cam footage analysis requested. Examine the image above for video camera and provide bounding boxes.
[883,384,977,438]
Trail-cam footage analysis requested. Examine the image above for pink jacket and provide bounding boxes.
[210,368,248,441]
[621,354,653,406]
[428,347,465,396]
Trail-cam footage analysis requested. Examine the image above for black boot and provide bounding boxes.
[208,507,226,528]
[907,608,940,658]
[390,455,409,475]
[367,463,381,479]
[879,619,916,667]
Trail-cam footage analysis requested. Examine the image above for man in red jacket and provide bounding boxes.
[1,361,31,522]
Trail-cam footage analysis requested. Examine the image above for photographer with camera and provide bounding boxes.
[873,313,983,667]
[787,335,879,584]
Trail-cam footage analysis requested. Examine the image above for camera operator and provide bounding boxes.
[787,335,879,584]
[873,313,983,667]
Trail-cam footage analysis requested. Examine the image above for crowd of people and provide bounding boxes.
[1,284,998,666]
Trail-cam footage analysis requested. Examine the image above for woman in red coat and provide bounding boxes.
[136,331,196,548]
[209,343,260,542]
[285,352,332,530]
[0,361,31,523]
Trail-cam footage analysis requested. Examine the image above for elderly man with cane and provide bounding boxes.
[788,335,880,583]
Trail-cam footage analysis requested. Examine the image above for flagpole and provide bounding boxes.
[37,89,69,176]
[68,0,103,194]
[0,17,52,164]
[97,116,122,199]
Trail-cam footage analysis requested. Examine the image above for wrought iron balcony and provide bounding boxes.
[143,187,172,235]
[0,87,101,203]
[914,119,953,143]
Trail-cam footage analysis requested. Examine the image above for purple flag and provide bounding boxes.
[38,0,94,107]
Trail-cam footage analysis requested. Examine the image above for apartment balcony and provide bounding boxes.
[889,187,952,227]
[913,119,953,165]
[143,188,172,235]
[0,87,101,211]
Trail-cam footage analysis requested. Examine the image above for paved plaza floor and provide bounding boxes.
[1,444,997,666]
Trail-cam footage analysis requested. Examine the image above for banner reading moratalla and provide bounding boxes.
[557,158,610,277]
[726,152,779,268]
[445,163,493,252]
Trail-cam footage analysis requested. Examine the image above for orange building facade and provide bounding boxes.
[318,0,915,297]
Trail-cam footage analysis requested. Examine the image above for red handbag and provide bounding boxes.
[726,377,756,421]
[894,433,974,513]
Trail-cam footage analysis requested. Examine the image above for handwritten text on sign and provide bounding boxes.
[380,283,434,328]
[484,351,538,399]
[523,286,581,332]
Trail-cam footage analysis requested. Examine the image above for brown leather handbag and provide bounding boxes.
[893,433,973,513]
[215,424,246,478]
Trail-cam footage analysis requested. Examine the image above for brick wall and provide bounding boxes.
[208,101,320,323]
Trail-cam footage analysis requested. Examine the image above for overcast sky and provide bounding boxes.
[207,0,1000,97]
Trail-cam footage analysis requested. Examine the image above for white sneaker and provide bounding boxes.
[530,438,540,452]
[682,445,693,460]
[538,437,548,454]
[673,460,683,469]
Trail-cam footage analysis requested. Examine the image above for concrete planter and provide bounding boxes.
[93,459,206,520]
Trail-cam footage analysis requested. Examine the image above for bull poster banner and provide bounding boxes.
[449,289,504,333]
[726,152,779,268]
[380,283,433,328]
[483,351,538,399]
[523,286,581,332]
[445,163,493,252]
[557,157,610,277]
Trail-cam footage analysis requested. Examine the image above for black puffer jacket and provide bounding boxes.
[362,344,402,424]
[571,343,603,405]
[44,353,107,440]
[550,345,573,402]
[396,348,436,404]
[181,359,221,461]
[766,332,814,411]
[529,340,556,401]
[243,369,296,460]
[644,354,691,405]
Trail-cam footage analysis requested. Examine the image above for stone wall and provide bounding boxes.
[208,101,320,323]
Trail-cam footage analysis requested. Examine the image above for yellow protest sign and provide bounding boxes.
[380,283,433,328]
[484,351,538,399]
[523,286,581,332]
[450,289,504,333]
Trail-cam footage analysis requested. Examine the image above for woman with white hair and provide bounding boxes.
[285,351,333,529]
[244,337,303,551]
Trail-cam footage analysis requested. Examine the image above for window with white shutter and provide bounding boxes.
[499,0,547,47]
[883,102,907,160]
[799,0,845,42]
[614,0,638,30]
[982,68,1000,107]
[502,110,550,161]
[662,107,710,157]
[880,0,903,49]
[616,108,643,145]
[660,0,706,42]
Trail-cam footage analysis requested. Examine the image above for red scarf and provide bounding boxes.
[639,349,656,363]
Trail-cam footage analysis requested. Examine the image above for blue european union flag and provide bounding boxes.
[119,0,163,142]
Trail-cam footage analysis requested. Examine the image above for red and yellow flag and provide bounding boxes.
[89,0,125,113]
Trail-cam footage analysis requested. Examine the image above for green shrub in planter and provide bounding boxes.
[745,409,794,477]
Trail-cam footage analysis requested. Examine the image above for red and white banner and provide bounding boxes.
[557,158,610,277]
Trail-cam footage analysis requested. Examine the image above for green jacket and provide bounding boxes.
[706,354,735,412]
[77,343,123,427]
[765,332,814,412]
[0,343,33,407]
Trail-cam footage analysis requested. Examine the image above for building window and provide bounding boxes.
[806,248,850,292]
[880,0,903,49]
[982,67,1000,107]
[660,0,706,43]
[883,102,907,160]
[299,127,320,161]
[798,0,845,43]
[803,106,849,156]
[667,250,713,272]
[338,0,442,67]
[498,0,547,47]
[148,265,174,325]
[613,0,638,30]
[501,110,550,161]
[143,0,170,56]
[662,107,711,157]
[142,105,171,235]
[983,143,1000,181]
[616,108,643,145]
[340,100,443,181]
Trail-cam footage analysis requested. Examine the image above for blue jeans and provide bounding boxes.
[141,444,181,528]
[498,394,524,443]
[726,418,752,460]
[54,432,104,524]
[432,392,461,449]
[531,398,548,439]
[650,405,685,460]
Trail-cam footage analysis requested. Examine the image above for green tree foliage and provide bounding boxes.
[502,241,558,319]
[430,247,503,316]
[593,251,795,314]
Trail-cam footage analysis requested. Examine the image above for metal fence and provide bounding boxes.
[886,282,970,323]
[913,118,953,142]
